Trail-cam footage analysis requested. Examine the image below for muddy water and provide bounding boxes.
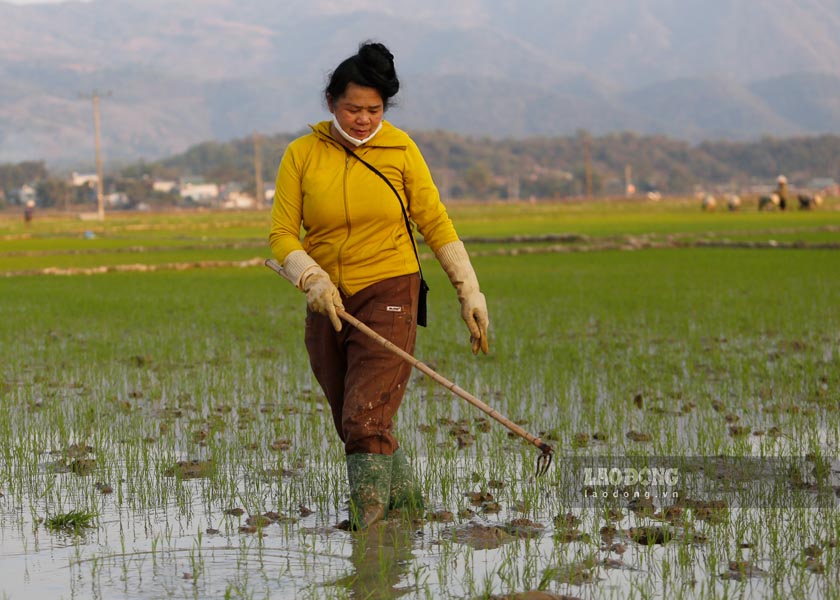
[1,454,836,599]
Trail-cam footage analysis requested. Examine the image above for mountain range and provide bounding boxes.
[3,0,840,167]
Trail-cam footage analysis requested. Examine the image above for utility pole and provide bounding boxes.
[80,90,111,220]
[507,173,520,201]
[584,134,593,198]
[93,93,105,220]
[253,132,264,210]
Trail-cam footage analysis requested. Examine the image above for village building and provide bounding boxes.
[11,183,37,206]
[179,183,219,204]
[152,180,177,193]
[71,172,98,187]
[105,192,131,208]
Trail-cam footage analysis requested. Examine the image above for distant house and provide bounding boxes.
[218,182,253,209]
[222,191,256,209]
[152,180,177,193]
[179,182,220,203]
[13,184,37,206]
[105,192,130,208]
[71,172,99,187]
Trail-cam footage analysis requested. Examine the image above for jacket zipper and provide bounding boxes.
[336,153,352,294]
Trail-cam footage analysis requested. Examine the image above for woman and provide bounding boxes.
[270,41,490,530]
[776,174,788,211]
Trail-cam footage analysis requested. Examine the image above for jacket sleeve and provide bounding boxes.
[269,144,306,263]
[403,138,460,252]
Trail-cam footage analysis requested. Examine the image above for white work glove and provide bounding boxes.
[283,250,344,332]
[435,240,490,355]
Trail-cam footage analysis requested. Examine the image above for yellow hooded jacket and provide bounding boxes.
[270,120,459,295]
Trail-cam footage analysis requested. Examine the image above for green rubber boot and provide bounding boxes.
[389,448,424,514]
[346,453,392,531]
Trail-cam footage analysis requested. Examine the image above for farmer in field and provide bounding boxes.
[24,200,35,225]
[269,41,490,530]
[776,175,788,211]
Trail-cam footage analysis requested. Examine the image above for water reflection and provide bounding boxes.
[330,520,417,599]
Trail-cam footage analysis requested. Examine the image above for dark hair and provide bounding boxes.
[325,42,399,110]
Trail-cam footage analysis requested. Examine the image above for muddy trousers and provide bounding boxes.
[305,273,420,456]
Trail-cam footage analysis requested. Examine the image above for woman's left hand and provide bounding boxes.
[435,240,490,355]
[460,291,490,355]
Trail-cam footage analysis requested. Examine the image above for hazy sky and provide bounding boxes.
[3,0,89,3]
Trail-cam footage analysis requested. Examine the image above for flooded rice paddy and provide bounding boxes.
[2,210,840,599]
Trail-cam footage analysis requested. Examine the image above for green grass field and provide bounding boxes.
[1,199,839,599]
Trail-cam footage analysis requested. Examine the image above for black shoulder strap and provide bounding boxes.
[343,146,425,279]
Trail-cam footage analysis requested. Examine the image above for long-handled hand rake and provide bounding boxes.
[265,258,553,477]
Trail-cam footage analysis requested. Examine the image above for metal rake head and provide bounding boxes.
[535,443,554,478]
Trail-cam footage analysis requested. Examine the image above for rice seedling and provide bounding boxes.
[43,509,97,534]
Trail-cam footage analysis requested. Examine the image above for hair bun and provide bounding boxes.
[357,42,399,98]
[358,42,394,70]
[324,41,401,107]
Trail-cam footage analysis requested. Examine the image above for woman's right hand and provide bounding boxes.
[302,269,345,332]
[282,250,345,332]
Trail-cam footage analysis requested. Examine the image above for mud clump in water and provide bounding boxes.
[485,591,581,600]
[452,523,513,550]
[629,526,674,545]
[720,560,768,581]
[163,459,214,479]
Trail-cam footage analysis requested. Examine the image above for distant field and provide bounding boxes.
[2,196,839,272]
[1,199,839,599]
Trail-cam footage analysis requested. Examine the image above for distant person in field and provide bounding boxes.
[776,175,788,211]
[269,41,490,530]
[24,200,35,225]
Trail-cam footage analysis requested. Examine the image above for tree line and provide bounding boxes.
[3,130,840,208]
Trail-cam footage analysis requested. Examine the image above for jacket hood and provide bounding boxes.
[309,120,409,149]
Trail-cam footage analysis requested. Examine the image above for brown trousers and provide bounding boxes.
[305,273,419,456]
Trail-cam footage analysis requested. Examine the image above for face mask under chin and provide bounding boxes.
[332,116,382,147]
